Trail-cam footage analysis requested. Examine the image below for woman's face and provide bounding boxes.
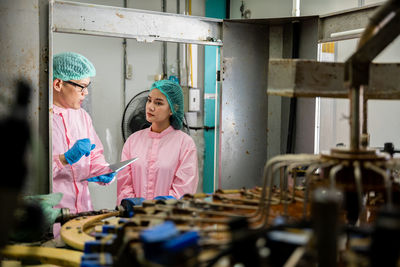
[54,77,90,109]
[146,88,172,125]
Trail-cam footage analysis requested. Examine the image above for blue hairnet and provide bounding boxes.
[53,52,96,81]
[150,80,184,130]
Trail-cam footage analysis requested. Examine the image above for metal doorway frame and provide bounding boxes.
[48,0,223,189]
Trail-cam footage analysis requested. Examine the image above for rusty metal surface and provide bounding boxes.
[368,63,400,98]
[51,0,222,46]
[0,0,39,119]
[319,3,381,43]
[268,59,400,99]
[321,148,388,161]
[268,59,347,98]
[0,0,49,194]
[225,15,318,25]
[220,21,269,189]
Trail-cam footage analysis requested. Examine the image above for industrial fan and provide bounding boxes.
[121,90,151,142]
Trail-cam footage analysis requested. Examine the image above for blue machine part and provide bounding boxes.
[154,195,176,200]
[140,221,178,243]
[117,218,130,224]
[93,232,111,240]
[81,253,113,267]
[84,236,116,254]
[102,225,116,234]
[140,221,179,264]
[121,197,145,206]
[163,231,200,253]
[140,221,200,264]
[120,197,145,217]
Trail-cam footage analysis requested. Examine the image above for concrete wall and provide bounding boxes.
[54,0,205,209]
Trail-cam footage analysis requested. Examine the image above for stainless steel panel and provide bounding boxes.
[51,0,222,46]
[267,26,291,166]
[220,22,269,189]
[319,3,380,43]
[295,16,319,154]
[0,0,49,194]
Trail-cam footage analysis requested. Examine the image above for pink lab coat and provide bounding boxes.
[52,105,111,214]
[117,126,198,204]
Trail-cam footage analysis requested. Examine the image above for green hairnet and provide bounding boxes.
[150,80,184,130]
[53,52,96,81]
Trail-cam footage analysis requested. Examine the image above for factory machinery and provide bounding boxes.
[3,0,400,266]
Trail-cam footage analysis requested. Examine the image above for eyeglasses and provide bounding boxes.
[63,80,91,93]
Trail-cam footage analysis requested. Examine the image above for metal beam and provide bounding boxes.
[51,0,223,46]
[268,59,400,100]
[319,3,381,43]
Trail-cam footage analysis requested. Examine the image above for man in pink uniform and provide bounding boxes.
[52,52,115,219]
[117,80,198,203]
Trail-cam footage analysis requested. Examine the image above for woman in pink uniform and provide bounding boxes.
[52,52,115,219]
[117,80,199,203]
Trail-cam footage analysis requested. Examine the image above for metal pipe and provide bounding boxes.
[176,0,181,83]
[49,0,54,193]
[122,0,128,107]
[303,163,320,218]
[283,161,317,216]
[292,0,300,17]
[283,167,288,215]
[385,158,400,170]
[186,0,192,87]
[353,161,364,220]
[259,157,320,228]
[249,157,280,222]
[350,87,360,150]
[250,158,289,224]
[291,168,297,205]
[329,163,345,189]
[280,167,285,203]
[162,0,167,78]
[364,162,392,207]
[361,86,369,148]
[260,161,292,228]
[252,154,320,221]
[303,161,336,218]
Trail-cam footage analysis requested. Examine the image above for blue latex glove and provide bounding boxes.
[154,196,176,200]
[64,138,96,165]
[87,172,116,183]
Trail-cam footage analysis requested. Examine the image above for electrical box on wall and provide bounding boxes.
[189,88,201,112]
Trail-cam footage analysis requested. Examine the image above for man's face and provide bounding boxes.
[54,77,90,109]
[145,89,172,125]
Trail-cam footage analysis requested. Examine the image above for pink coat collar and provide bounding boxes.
[147,125,174,139]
